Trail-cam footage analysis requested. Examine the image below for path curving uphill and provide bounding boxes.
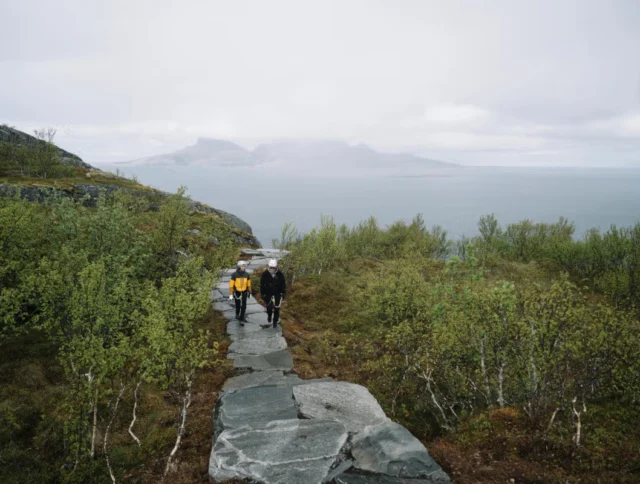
[209,249,450,484]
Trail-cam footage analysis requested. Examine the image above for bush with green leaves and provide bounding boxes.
[0,188,228,483]
[280,213,640,466]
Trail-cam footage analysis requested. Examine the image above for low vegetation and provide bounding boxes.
[0,130,253,483]
[274,214,640,483]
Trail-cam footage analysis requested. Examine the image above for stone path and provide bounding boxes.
[209,249,450,484]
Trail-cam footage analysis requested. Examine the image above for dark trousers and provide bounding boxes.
[266,294,282,324]
[234,291,248,319]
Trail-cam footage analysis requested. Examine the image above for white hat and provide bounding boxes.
[237,260,247,267]
[268,259,277,268]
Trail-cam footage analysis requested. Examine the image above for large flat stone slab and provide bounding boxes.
[244,311,273,326]
[293,382,389,433]
[214,300,235,312]
[223,370,287,392]
[228,334,288,355]
[228,325,282,342]
[231,349,293,371]
[209,419,348,484]
[226,320,266,338]
[333,472,451,483]
[218,304,265,321]
[229,319,282,342]
[350,421,448,480]
[216,282,230,294]
[215,385,298,433]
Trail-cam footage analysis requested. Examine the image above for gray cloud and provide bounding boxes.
[1,0,639,166]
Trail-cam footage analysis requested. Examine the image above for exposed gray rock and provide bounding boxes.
[228,334,288,355]
[210,419,349,484]
[293,382,389,433]
[210,207,253,234]
[231,349,293,371]
[215,386,298,434]
[350,421,448,480]
[185,229,201,236]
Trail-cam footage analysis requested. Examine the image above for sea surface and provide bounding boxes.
[102,164,640,248]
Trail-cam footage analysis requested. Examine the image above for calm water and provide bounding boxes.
[103,165,640,248]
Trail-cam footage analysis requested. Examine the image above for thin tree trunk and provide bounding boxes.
[479,337,491,405]
[90,387,98,459]
[163,380,193,479]
[497,362,506,408]
[104,382,126,484]
[572,397,586,449]
[544,407,560,437]
[128,380,142,447]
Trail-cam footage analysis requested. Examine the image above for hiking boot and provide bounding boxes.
[272,320,279,328]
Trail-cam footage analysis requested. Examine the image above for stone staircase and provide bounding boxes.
[209,249,450,484]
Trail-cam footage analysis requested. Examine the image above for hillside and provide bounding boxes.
[117,137,456,170]
[0,125,91,168]
[0,125,258,244]
[0,126,263,483]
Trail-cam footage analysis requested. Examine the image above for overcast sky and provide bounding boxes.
[2,0,639,166]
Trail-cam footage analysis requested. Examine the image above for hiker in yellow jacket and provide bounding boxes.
[229,260,252,325]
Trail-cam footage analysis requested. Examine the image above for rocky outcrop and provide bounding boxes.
[0,125,92,169]
[208,249,450,484]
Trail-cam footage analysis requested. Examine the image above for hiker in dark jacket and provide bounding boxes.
[229,260,252,325]
[260,259,286,328]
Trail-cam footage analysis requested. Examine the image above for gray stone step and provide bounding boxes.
[226,320,268,338]
[293,381,389,433]
[215,385,299,434]
[228,334,288,355]
[218,305,266,320]
[222,373,333,394]
[222,370,291,392]
[231,349,293,372]
[228,325,282,342]
[209,419,348,484]
[349,421,449,481]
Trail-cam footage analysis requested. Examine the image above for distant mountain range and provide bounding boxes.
[116,138,456,170]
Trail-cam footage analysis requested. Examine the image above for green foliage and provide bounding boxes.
[0,127,76,178]
[0,186,234,482]
[282,211,640,477]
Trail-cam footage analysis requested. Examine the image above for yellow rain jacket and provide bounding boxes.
[230,269,252,294]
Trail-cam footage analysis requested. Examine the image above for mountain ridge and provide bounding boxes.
[117,138,457,169]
